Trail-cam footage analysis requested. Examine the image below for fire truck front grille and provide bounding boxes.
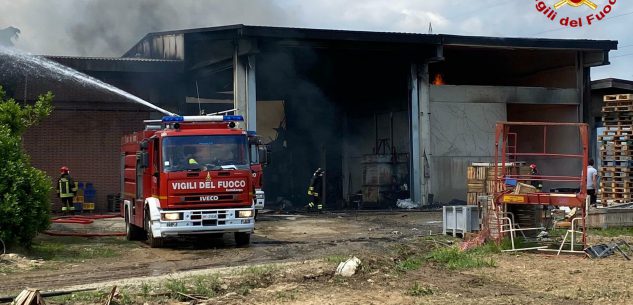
[183,194,235,203]
[186,210,229,226]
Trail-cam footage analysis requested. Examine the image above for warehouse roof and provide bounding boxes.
[124,24,618,57]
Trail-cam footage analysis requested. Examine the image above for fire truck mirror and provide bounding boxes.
[258,145,270,166]
[138,152,150,169]
[139,140,149,151]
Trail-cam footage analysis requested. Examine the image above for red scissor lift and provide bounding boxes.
[491,122,589,253]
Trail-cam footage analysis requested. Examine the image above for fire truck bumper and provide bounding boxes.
[153,208,255,237]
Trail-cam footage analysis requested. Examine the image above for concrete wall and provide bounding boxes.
[428,85,580,203]
[429,88,506,202]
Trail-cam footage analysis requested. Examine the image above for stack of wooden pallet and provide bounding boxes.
[600,94,633,204]
[466,163,530,205]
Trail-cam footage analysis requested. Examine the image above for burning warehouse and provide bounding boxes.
[0,25,617,211]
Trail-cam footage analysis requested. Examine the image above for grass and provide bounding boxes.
[425,246,496,270]
[589,227,633,237]
[275,289,298,301]
[324,254,348,264]
[406,282,434,297]
[192,274,223,298]
[17,236,126,262]
[48,290,104,304]
[396,256,423,272]
[164,278,188,300]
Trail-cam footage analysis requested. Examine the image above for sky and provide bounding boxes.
[0,0,631,80]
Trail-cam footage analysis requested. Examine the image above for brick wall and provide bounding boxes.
[23,107,149,212]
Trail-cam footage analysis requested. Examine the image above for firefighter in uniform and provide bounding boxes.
[57,166,77,214]
[307,168,324,212]
[530,164,543,191]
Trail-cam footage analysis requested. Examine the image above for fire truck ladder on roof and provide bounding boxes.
[490,122,589,253]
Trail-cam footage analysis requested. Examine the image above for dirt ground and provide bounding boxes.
[2,211,633,305]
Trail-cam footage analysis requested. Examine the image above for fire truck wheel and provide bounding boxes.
[234,232,251,247]
[145,212,164,248]
[125,210,144,241]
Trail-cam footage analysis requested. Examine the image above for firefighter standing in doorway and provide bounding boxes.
[307,168,324,212]
[57,166,77,214]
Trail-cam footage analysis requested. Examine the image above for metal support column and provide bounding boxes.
[418,64,432,206]
[410,64,421,204]
[233,43,257,131]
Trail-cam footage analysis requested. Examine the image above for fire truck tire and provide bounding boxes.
[145,212,164,248]
[234,232,251,247]
[125,209,144,241]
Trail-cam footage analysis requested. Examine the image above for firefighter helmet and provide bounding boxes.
[60,166,69,174]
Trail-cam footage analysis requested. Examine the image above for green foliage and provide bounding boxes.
[396,256,423,272]
[27,239,120,261]
[425,246,496,270]
[48,290,104,304]
[0,85,54,248]
[406,282,434,297]
[164,278,188,300]
[589,227,633,237]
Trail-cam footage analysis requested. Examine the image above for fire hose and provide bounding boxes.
[44,214,126,237]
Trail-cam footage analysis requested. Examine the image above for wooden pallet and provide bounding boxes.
[601,128,633,136]
[603,113,633,119]
[603,122,633,128]
[601,182,633,188]
[604,94,633,102]
[598,135,633,141]
[467,192,485,205]
[467,166,487,181]
[602,172,633,178]
[602,105,633,112]
[601,176,633,183]
[600,187,633,194]
[467,182,485,193]
[601,160,633,167]
[602,156,633,161]
[602,166,633,172]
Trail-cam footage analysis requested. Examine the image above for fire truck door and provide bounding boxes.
[151,138,159,195]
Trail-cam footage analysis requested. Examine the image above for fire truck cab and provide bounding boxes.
[121,115,264,248]
[248,131,269,214]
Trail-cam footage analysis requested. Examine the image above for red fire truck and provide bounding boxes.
[121,115,267,248]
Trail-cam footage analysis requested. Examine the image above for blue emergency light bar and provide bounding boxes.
[161,115,244,123]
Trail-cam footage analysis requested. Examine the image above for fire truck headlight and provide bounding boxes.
[161,213,182,221]
[238,210,253,218]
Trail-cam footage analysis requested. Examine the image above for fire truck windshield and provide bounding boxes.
[162,135,249,172]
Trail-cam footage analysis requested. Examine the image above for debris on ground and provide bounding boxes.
[585,240,632,260]
[335,257,361,277]
[0,253,44,272]
[11,288,46,305]
[396,199,420,210]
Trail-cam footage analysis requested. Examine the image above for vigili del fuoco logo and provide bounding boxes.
[535,0,617,27]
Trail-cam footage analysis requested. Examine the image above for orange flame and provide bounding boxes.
[433,74,445,85]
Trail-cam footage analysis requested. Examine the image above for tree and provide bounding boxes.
[0,85,53,248]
